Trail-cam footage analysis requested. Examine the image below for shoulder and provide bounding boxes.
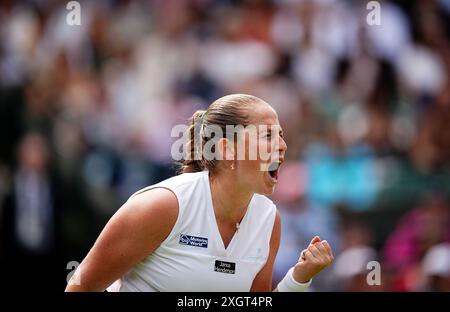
[125,187,178,220]
[65,187,180,292]
[98,187,180,256]
[120,172,208,227]
[114,187,179,240]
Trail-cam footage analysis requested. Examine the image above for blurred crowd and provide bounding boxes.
[1,0,450,291]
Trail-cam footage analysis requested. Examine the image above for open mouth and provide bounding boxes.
[267,162,281,181]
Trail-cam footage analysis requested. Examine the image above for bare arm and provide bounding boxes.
[250,210,281,292]
[65,188,178,292]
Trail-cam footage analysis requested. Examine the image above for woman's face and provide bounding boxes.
[236,102,287,195]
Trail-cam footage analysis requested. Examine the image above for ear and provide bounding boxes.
[217,138,235,161]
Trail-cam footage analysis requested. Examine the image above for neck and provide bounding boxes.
[209,170,253,225]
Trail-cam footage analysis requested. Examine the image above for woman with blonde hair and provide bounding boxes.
[65,94,333,292]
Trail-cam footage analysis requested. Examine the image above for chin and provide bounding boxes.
[258,186,276,196]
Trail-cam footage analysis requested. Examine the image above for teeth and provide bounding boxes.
[268,162,280,172]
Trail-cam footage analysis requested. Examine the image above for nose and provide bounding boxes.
[274,135,287,160]
[278,137,287,157]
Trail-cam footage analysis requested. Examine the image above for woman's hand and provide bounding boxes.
[292,236,334,283]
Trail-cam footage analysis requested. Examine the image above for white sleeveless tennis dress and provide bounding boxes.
[107,170,277,292]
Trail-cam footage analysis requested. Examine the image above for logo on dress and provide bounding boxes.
[214,260,236,274]
[179,234,208,248]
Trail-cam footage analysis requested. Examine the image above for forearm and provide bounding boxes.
[64,263,115,292]
[65,277,112,292]
[274,267,312,292]
[65,283,98,292]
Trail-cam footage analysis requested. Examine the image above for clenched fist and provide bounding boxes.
[292,236,334,283]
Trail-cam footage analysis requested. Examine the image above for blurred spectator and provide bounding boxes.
[0,132,63,290]
[382,194,450,291]
[272,161,339,290]
[422,243,450,291]
[332,245,383,291]
[0,0,450,291]
[329,218,387,291]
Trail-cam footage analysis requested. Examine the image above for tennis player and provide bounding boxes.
[65,94,333,292]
